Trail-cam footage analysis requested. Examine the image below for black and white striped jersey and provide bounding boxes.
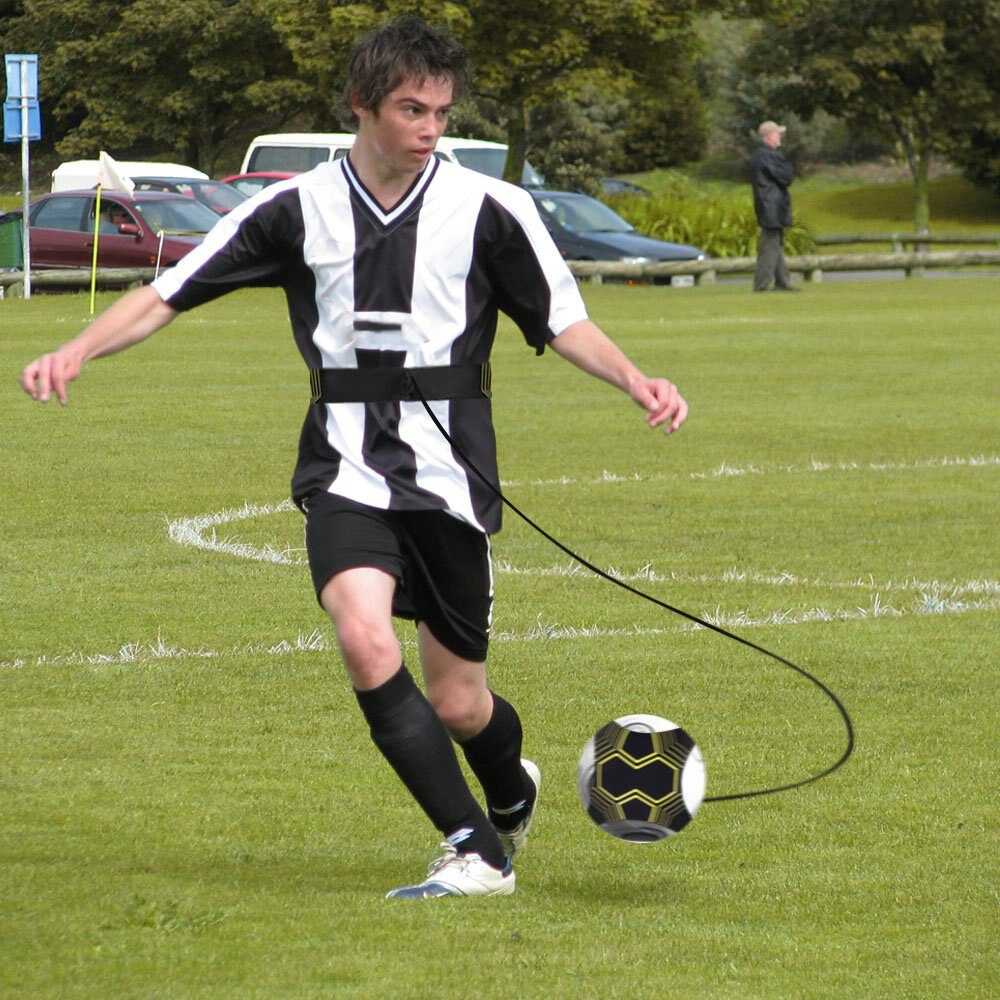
[153,157,588,533]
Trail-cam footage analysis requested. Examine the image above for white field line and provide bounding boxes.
[164,501,1000,603]
[166,498,300,564]
[495,560,1000,596]
[164,453,999,564]
[501,453,999,488]
[6,453,994,670]
[4,588,999,672]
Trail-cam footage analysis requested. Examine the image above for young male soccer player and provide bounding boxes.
[20,17,688,899]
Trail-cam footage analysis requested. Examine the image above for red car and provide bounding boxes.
[27,189,221,270]
[130,176,248,216]
[220,171,296,198]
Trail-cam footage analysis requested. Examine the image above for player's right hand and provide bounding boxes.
[20,349,83,405]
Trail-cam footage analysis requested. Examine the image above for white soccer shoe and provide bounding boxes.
[494,758,541,861]
[385,843,515,900]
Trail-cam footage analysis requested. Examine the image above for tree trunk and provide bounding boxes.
[504,100,528,185]
[912,148,931,236]
[898,120,932,235]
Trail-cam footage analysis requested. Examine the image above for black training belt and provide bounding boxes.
[309,362,492,404]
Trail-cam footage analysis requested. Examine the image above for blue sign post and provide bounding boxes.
[3,54,40,297]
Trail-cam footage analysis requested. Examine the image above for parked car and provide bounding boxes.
[528,190,705,275]
[238,133,546,187]
[239,133,357,173]
[220,171,296,198]
[51,159,208,192]
[600,177,651,197]
[431,137,545,187]
[130,177,247,216]
[27,190,220,270]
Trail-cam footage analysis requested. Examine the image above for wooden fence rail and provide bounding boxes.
[3,247,999,298]
[568,248,1000,285]
[0,267,157,298]
[814,232,1000,251]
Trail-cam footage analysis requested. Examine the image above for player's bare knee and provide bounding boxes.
[430,697,466,734]
[334,619,401,682]
[428,689,489,740]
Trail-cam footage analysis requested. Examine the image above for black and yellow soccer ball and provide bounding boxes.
[577,714,706,842]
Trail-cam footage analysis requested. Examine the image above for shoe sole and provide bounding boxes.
[387,869,515,899]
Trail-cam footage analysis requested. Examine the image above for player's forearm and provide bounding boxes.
[550,319,646,394]
[65,285,177,363]
[21,284,177,404]
[551,318,688,435]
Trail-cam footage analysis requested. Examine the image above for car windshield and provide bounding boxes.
[249,146,329,172]
[538,195,635,234]
[191,182,247,213]
[133,197,220,234]
[159,181,247,213]
[450,148,545,187]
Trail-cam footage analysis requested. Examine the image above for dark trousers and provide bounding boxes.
[754,228,793,291]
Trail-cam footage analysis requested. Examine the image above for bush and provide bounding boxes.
[605,173,814,257]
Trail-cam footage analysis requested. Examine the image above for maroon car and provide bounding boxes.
[27,189,221,270]
[220,171,296,198]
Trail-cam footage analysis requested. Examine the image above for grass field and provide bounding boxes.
[794,173,1000,237]
[1,277,997,998]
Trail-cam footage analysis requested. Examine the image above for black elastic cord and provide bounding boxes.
[412,382,854,802]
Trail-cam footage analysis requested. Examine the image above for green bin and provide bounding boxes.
[0,212,25,269]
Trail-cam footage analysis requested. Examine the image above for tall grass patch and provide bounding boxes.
[607,171,814,257]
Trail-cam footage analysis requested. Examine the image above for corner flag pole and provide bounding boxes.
[89,184,102,314]
[89,152,135,312]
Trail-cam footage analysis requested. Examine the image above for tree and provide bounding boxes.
[745,0,998,231]
[524,80,629,192]
[620,72,706,173]
[940,1,1000,196]
[696,13,890,180]
[2,0,712,183]
[464,0,704,181]
[1,0,311,174]
[268,0,705,183]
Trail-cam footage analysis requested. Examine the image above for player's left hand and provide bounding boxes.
[631,377,688,434]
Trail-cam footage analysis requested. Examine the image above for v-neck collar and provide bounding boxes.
[341,155,438,229]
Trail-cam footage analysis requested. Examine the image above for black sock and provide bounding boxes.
[354,666,505,869]
[459,693,535,831]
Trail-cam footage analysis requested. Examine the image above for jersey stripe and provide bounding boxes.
[152,158,589,533]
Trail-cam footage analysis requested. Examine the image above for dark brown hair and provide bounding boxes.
[339,17,470,129]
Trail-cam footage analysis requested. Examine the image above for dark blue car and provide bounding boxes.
[529,189,705,275]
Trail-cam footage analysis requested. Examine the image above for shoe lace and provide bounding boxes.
[427,842,477,878]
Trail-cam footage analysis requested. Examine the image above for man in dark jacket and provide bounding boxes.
[750,121,798,292]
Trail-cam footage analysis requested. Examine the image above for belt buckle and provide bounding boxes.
[309,368,322,404]
[480,362,492,399]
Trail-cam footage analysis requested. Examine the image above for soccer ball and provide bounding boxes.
[577,714,706,842]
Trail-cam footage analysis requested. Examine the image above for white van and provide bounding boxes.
[51,159,209,192]
[240,133,544,186]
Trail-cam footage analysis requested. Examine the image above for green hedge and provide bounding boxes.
[605,174,814,257]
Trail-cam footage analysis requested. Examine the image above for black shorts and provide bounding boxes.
[303,492,493,662]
